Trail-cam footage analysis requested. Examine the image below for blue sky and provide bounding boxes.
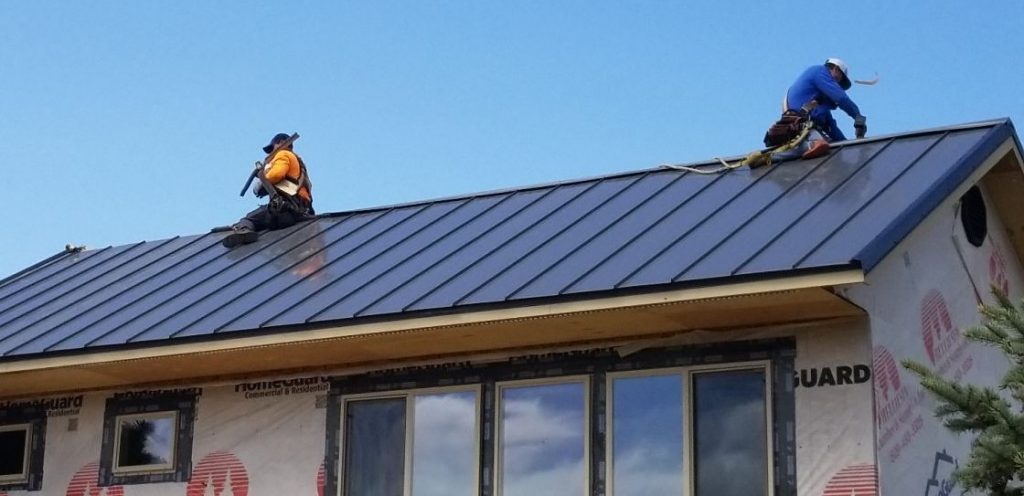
[2,1,1022,279]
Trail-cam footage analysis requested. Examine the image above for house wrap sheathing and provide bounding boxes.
[0,120,1022,495]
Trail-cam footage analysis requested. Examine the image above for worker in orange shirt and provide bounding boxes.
[222,133,314,248]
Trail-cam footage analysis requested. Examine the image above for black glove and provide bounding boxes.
[854,115,867,138]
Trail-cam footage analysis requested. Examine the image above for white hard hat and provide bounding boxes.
[825,57,849,76]
[825,58,852,89]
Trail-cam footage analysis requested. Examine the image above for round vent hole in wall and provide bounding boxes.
[960,185,987,247]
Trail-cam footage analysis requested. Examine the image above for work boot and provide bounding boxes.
[801,140,831,160]
[222,226,259,248]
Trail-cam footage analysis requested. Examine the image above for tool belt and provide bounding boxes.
[763,110,809,147]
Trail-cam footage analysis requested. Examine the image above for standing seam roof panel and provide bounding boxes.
[685,139,893,281]
[511,173,684,300]
[353,188,555,317]
[278,197,503,324]
[0,245,129,317]
[239,202,467,329]
[82,221,318,347]
[201,211,396,334]
[46,234,229,352]
[309,195,518,322]
[404,182,596,312]
[459,175,648,306]
[0,240,173,353]
[562,171,726,294]
[155,208,426,340]
[11,234,216,355]
[622,154,813,287]
[738,133,946,275]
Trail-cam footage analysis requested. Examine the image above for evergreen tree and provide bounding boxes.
[903,289,1024,495]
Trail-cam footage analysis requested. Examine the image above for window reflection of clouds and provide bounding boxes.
[412,392,477,496]
[144,417,174,463]
[612,374,683,496]
[694,370,767,496]
[500,382,585,496]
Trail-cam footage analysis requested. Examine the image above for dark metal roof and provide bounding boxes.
[0,119,1017,359]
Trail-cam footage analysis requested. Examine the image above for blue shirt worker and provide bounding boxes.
[770,58,868,160]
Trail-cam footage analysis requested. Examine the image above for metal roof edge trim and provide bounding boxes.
[0,267,865,374]
[856,120,1018,272]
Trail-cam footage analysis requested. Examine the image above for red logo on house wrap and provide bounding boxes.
[920,289,973,380]
[873,345,926,462]
[186,451,249,496]
[317,462,325,496]
[66,462,123,496]
[822,463,878,496]
[990,249,1010,295]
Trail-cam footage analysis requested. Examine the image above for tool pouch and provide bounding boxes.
[764,110,808,147]
[269,195,305,215]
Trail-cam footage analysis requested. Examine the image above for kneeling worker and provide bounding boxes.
[222,133,314,248]
[766,58,868,161]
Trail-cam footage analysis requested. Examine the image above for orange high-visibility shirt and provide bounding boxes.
[264,149,311,202]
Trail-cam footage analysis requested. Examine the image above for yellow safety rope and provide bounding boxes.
[659,120,814,175]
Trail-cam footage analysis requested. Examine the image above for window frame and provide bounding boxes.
[99,391,198,486]
[0,423,32,484]
[494,376,591,496]
[338,385,483,496]
[0,405,46,492]
[605,361,774,496]
[111,410,180,475]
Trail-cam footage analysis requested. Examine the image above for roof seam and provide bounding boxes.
[45,234,225,352]
[447,181,600,307]
[306,196,492,322]
[731,138,897,275]
[503,174,650,301]
[350,192,520,318]
[674,150,836,280]
[399,186,563,312]
[511,172,681,299]
[120,221,314,343]
[793,131,951,268]
[611,170,731,289]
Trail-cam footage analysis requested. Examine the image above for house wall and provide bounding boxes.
[0,379,328,496]
[0,321,875,495]
[844,182,1024,496]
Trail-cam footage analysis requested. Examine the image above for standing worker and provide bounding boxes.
[222,133,314,248]
[765,58,868,160]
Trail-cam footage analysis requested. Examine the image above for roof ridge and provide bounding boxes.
[321,118,1012,219]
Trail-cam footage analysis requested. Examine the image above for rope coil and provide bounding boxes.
[659,121,814,174]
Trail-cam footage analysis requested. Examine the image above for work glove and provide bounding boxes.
[854,115,867,138]
[253,182,269,198]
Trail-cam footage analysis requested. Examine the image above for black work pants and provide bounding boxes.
[233,197,313,232]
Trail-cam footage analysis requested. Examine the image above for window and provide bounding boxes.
[325,340,794,496]
[0,405,46,492]
[496,379,588,496]
[0,424,31,484]
[608,364,771,496]
[112,411,178,474]
[341,388,479,496]
[100,391,198,486]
